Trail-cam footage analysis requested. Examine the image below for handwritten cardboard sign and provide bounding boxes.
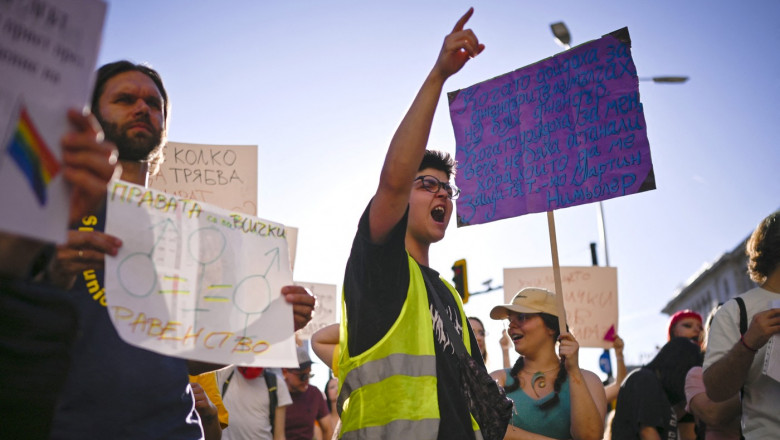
[293,281,337,340]
[0,0,106,243]
[104,181,297,367]
[448,28,654,226]
[503,266,618,348]
[149,141,258,216]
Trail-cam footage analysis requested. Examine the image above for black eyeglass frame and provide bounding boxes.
[413,175,460,200]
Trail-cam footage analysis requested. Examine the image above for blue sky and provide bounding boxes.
[97,0,779,379]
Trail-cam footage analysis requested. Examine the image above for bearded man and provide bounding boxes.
[49,61,315,440]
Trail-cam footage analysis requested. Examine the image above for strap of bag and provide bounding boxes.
[735,297,747,336]
[732,296,747,440]
[419,266,469,357]
[221,368,235,397]
[264,371,278,432]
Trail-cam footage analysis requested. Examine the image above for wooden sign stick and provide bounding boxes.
[546,210,568,335]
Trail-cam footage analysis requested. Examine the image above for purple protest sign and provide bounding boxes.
[448,28,655,227]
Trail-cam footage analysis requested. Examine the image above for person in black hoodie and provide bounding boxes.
[611,337,703,440]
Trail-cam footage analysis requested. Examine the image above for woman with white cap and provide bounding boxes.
[489,287,606,440]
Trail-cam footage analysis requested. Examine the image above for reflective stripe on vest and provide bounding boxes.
[340,419,439,440]
[337,352,436,413]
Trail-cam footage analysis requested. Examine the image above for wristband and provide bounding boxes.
[740,335,758,353]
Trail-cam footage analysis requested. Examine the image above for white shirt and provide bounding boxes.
[217,366,292,440]
[703,287,780,439]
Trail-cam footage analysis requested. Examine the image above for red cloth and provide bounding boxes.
[237,367,264,380]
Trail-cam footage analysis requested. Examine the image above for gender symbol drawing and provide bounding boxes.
[117,219,179,297]
[105,181,296,367]
[233,248,281,336]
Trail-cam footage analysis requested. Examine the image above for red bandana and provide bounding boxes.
[237,367,264,379]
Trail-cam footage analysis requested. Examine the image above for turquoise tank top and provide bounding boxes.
[504,368,572,439]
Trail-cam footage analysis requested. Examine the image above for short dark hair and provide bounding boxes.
[746,210,780,284]
[91,61,170,174]
[91,60,170,124]
[418,150,456,180]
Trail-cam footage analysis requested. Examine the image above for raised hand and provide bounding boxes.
[743,307,780,350]
[558,332,581,372]
[61,109,119,225]
[432,8,485,82]
[499,328,512,351]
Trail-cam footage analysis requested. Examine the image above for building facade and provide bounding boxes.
[662,235,756,321]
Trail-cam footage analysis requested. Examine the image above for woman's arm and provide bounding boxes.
[603,335,626,403]
[559,333,606,440]
[312,323,340,367]
[273,406,286,440]
[568,369,607,440]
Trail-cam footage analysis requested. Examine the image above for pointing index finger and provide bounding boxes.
[452,7,474,33]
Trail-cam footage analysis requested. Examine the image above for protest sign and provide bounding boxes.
[294,281,337,340]
[0,0,106,243]
[448,28,654,227]
[149,142,300,269]
[149,141,258,215]
[503,266,618,348]
[104,181,297,367]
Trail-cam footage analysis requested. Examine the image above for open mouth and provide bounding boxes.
[431,206,445,223]
[511,333,524,341]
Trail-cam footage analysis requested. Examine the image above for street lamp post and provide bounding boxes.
[549,21,688,267]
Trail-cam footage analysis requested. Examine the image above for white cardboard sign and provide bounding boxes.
[104,180,297,367]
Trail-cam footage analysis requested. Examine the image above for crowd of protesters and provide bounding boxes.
[1,4,778,440]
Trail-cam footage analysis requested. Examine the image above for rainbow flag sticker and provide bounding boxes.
[6,106,61,205]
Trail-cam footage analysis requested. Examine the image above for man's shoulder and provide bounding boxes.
[305,385,326,400]
[739,286,778,305]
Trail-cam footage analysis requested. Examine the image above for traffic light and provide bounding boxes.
[452,259,469,303]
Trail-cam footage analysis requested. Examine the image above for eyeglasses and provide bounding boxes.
[506,313,539,326]
[414,175,460,200]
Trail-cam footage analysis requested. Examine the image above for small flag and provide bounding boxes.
[6,106,61,205]
[603,324,616,342]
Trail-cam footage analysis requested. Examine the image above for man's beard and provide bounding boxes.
[99,115,164,162]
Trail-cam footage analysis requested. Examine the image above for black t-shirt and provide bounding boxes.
[343,201,483,440]
[611,368,678,440]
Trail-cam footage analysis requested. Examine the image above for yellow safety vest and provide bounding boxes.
[337,253,482,440]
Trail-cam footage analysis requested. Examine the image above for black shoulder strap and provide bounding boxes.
[735,297,747,335]
[264,371,278,433]
[732,297,748,440]
[221,368,235,397]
